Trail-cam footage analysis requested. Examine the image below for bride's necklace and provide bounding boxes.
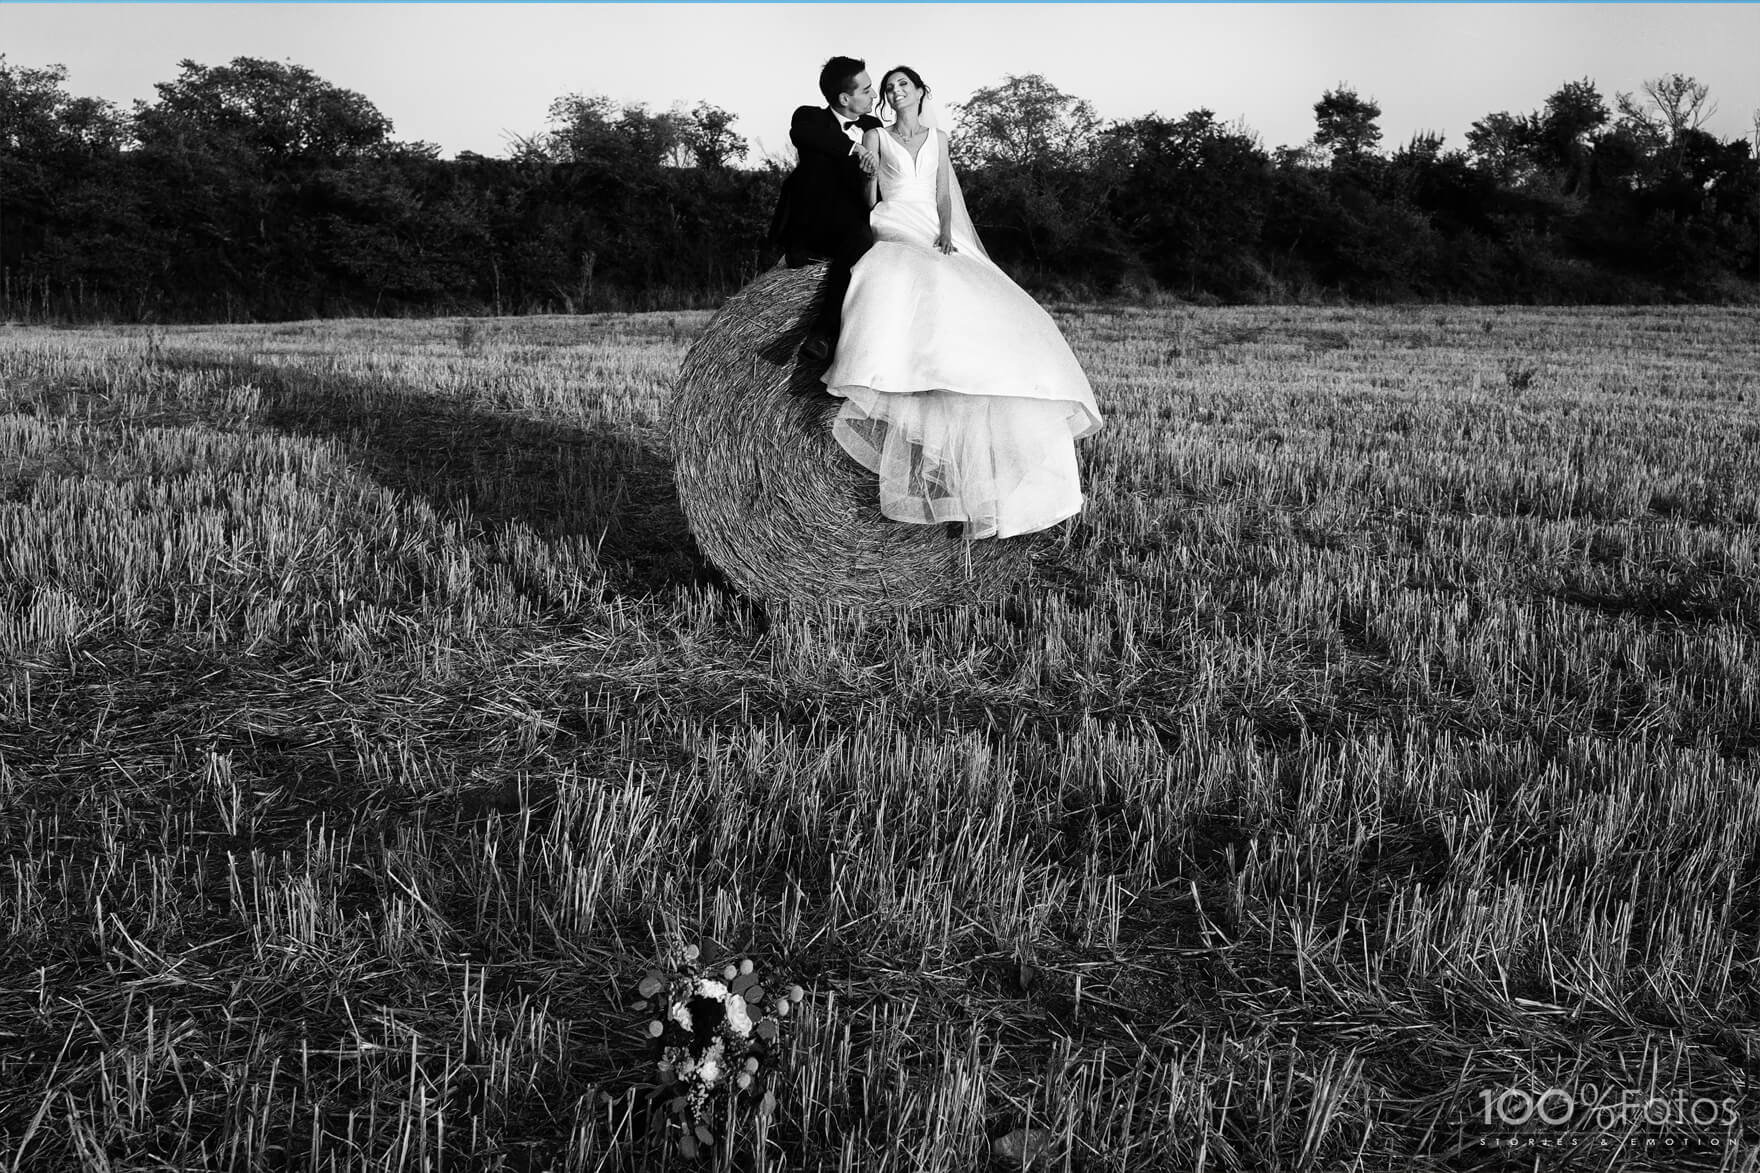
[889,122,930,145]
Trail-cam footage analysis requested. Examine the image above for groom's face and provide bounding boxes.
[837,71,876,118]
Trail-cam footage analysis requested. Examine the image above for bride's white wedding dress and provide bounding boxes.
[822,129,1102,540]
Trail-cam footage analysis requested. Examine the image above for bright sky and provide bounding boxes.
[7,4,1760,162]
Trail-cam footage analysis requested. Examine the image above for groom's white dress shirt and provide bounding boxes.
[834,107,861,155]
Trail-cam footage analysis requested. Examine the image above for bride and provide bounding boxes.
[821,66,1103,541]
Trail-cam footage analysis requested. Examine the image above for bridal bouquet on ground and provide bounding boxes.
[636,940,805,1159]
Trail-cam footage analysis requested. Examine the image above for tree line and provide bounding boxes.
[2,55,1756,322]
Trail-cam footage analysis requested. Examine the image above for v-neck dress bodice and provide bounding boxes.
[874,128,939,204]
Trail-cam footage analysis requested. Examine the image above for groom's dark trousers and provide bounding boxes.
[768,107,883,347]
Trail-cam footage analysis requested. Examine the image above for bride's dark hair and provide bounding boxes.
[879,66,930,119]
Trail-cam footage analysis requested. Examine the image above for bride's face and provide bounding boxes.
[883,73,921,115]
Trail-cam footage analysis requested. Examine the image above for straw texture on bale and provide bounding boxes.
[670,263,1035,607]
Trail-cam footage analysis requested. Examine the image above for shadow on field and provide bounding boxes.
[170,354,721,599]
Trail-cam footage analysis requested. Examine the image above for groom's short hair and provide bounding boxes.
[819,56,866,105]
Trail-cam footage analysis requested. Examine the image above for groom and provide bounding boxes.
[768,56,882,362]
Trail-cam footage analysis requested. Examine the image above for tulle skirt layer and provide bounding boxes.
[824,200,1101,539]
[832,388,1094,539]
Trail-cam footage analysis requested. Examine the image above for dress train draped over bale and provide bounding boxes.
[667,263,1035,608]
[822,129,1102,540]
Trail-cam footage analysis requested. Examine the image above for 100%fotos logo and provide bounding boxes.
[1479,1085,1738,1129]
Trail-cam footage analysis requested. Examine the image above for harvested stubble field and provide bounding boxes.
[1,303,1759,1173]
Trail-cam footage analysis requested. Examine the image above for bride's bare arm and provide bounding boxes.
[863,129,880,207]
[934,132,955,253]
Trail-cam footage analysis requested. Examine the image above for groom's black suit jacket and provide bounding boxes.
[768,107,884,266]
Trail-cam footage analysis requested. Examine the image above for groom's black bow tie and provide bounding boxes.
[842,119,860,131]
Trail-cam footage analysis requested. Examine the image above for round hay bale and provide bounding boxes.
[670,263,1035,608]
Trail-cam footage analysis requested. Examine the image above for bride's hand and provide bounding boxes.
[935,228,956,254]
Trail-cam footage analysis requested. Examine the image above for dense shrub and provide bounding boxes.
[2,59,1755,320]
